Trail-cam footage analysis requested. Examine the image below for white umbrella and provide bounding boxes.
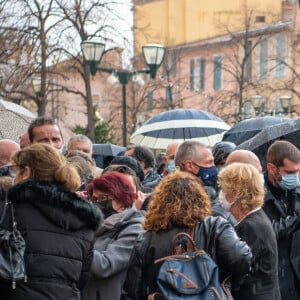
[0,99,36,143]
[130,109,230,149]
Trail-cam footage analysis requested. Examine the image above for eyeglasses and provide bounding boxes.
[92,194,113,203]
[0,164,17,177]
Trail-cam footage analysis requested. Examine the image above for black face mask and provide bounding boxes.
[97,199,118,219]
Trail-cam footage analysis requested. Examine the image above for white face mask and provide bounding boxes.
[219,190,235,212]
[260,173,265,185]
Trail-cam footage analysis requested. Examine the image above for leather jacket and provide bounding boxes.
[121,215,252,300]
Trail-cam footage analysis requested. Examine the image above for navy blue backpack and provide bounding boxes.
[152,232,232,300]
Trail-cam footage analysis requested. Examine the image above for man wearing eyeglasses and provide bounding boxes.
[174,140,218,202]
[0,139,20,188]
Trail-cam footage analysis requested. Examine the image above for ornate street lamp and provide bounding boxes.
[81,39,166,146]
[279,95,292,116]
[251,95,263,116]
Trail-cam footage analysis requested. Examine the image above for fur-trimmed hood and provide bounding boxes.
[6,180,103,230]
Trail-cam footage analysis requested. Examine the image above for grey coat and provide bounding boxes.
[81,207,145,300]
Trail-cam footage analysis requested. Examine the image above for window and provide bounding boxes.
[244,41,252,81]
[190,58,205,91]
[213,55,222,90]
[147,90,153,111]
[274,33,286,78]
[259,38,268,80]
[255,16,265,22]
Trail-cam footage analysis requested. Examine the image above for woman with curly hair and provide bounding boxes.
[121,170,252,299]
[218,163,281,300]
[82,171,145,300]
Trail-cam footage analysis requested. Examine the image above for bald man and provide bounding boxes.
[0,139,20,166]
[0,139,20,179]
[226,149,262,173]
[162,141,181,175]
[212,149,263,225]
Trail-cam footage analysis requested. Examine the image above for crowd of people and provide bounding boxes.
[0,115,299,299]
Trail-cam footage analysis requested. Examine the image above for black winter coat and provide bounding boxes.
[0,180,103,300]
[232,209,281,300]
[121,216,252,300]
[263,175,300,300]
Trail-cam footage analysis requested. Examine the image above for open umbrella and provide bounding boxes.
[0,99,36,143]
[237,118,300,167]
[92,143,126,168]
[130,109,230,149]
[222,116,289,145]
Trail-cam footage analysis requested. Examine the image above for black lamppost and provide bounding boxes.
[81,40,166,146]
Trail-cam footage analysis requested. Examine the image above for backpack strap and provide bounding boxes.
[172,232,197,254]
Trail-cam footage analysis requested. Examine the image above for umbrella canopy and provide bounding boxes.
[130,109,230,149]
[0,99,36,143]
[237,117,300,167]
[222,116,289,145]
[92,143,126,169]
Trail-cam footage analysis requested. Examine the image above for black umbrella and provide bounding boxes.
[222,116,289,145]
[237,118,300,168]
[92,144,126,169]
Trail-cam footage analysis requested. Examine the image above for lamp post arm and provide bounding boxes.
[96,67,151,84]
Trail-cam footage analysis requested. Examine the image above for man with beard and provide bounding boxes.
[263,140,300,299]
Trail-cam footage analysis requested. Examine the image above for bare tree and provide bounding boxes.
[0,0,132,141]
[210,5,297,122]
[0,0,65,116]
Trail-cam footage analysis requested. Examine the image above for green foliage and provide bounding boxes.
[72,118,116,144]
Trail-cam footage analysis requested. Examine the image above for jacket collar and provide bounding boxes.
[7,180,103,230]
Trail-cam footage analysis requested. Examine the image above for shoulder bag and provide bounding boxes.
[0,192,27,288]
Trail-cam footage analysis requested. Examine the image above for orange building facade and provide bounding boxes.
[132,0,300,127]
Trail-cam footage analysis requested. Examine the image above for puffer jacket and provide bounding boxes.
[121,215,252,300]
[82,207,145,300]
[0,180,103,300]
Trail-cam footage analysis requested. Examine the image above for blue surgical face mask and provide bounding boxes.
[197,166,218,187]
[277,173,299,190]
[167,160,176,174]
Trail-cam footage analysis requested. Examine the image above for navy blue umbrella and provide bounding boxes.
[130,109,230,149]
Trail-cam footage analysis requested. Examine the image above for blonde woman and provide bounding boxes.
[218,162,281,300]
[121,171,252,299]
[0,143,103,300]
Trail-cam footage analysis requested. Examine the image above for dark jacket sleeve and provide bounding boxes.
[203,216,252,276]
[77,239,94,290]
[121,234,145,300]
[263,200,300,240]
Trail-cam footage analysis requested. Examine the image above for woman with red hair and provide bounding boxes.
[82,171,145,300]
